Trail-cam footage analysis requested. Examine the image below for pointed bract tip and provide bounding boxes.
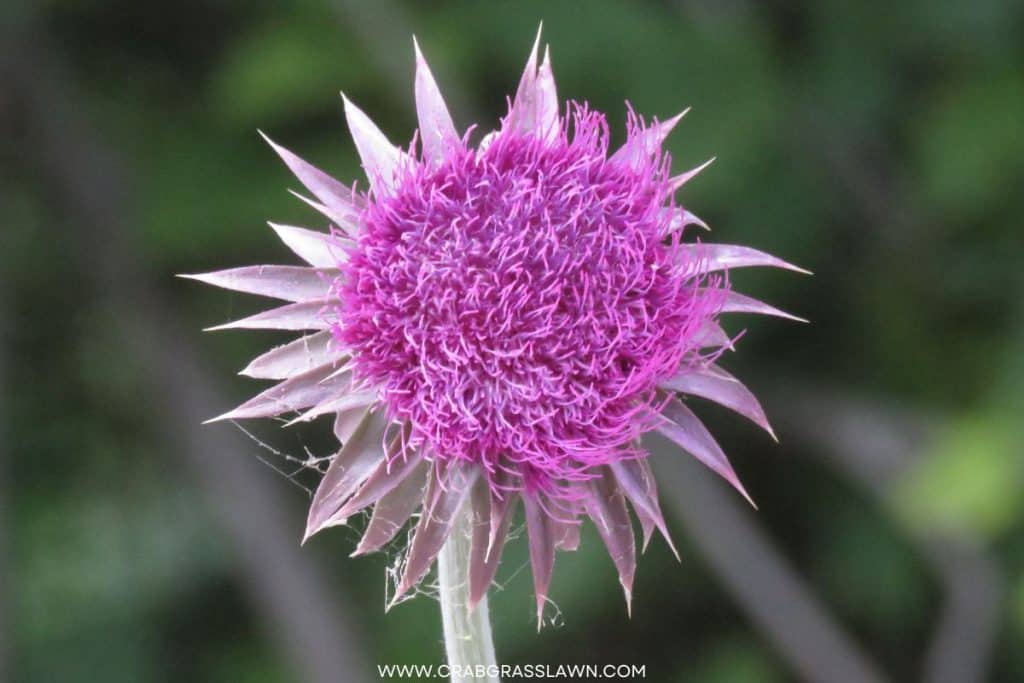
[350,536,376,557]
[257,130,286,156]
[719,464,757,510]
[723,466,758,509]
[691,217,710,231]
[526,23,543,65]
[176,272,220,287]
[302,515,338,545]
[282,413,313,428]
[303,513,341,546]
[388,581,413,612]
[384,595,398,613]
[202,411,235,425]
[287,188,321,208]
[669,157,717,192]
[667,107,690,127]
[655,521,681,561]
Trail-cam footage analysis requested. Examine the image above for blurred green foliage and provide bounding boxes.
[5,0,1024,681]
[895,415,1022,538]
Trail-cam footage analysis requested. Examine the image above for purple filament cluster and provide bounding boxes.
[338,106,728,496]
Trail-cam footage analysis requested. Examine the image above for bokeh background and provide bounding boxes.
[3,1,1023,681]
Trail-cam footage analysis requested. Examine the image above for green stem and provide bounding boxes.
[437,502,499,683]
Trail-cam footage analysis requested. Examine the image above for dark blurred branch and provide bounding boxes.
[652,449,888,683]
[920,536,1002,683]
[776,387,1003,683]
[1,22,372,683]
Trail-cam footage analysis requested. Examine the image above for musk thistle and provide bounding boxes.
[185,30,806,634]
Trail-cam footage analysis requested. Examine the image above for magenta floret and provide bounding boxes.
[338,105,727,496]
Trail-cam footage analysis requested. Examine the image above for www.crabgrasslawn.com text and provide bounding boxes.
[377,663,646,680]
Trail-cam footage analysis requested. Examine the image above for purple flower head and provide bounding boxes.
[185,29,807,625]
[340,102,725,498]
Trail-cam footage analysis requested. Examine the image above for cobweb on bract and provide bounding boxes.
[380,511,539,618]
[230,419,551,624]
[382,516,435,608]
[538,597,566,630]
[231,420,331,496]
[380,513,534,615]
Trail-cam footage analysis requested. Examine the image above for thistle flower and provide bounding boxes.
[185,31,806,626]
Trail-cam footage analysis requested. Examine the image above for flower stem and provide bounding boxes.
[438,502,499,683]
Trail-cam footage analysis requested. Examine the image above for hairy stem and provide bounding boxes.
[437,502,499,683]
